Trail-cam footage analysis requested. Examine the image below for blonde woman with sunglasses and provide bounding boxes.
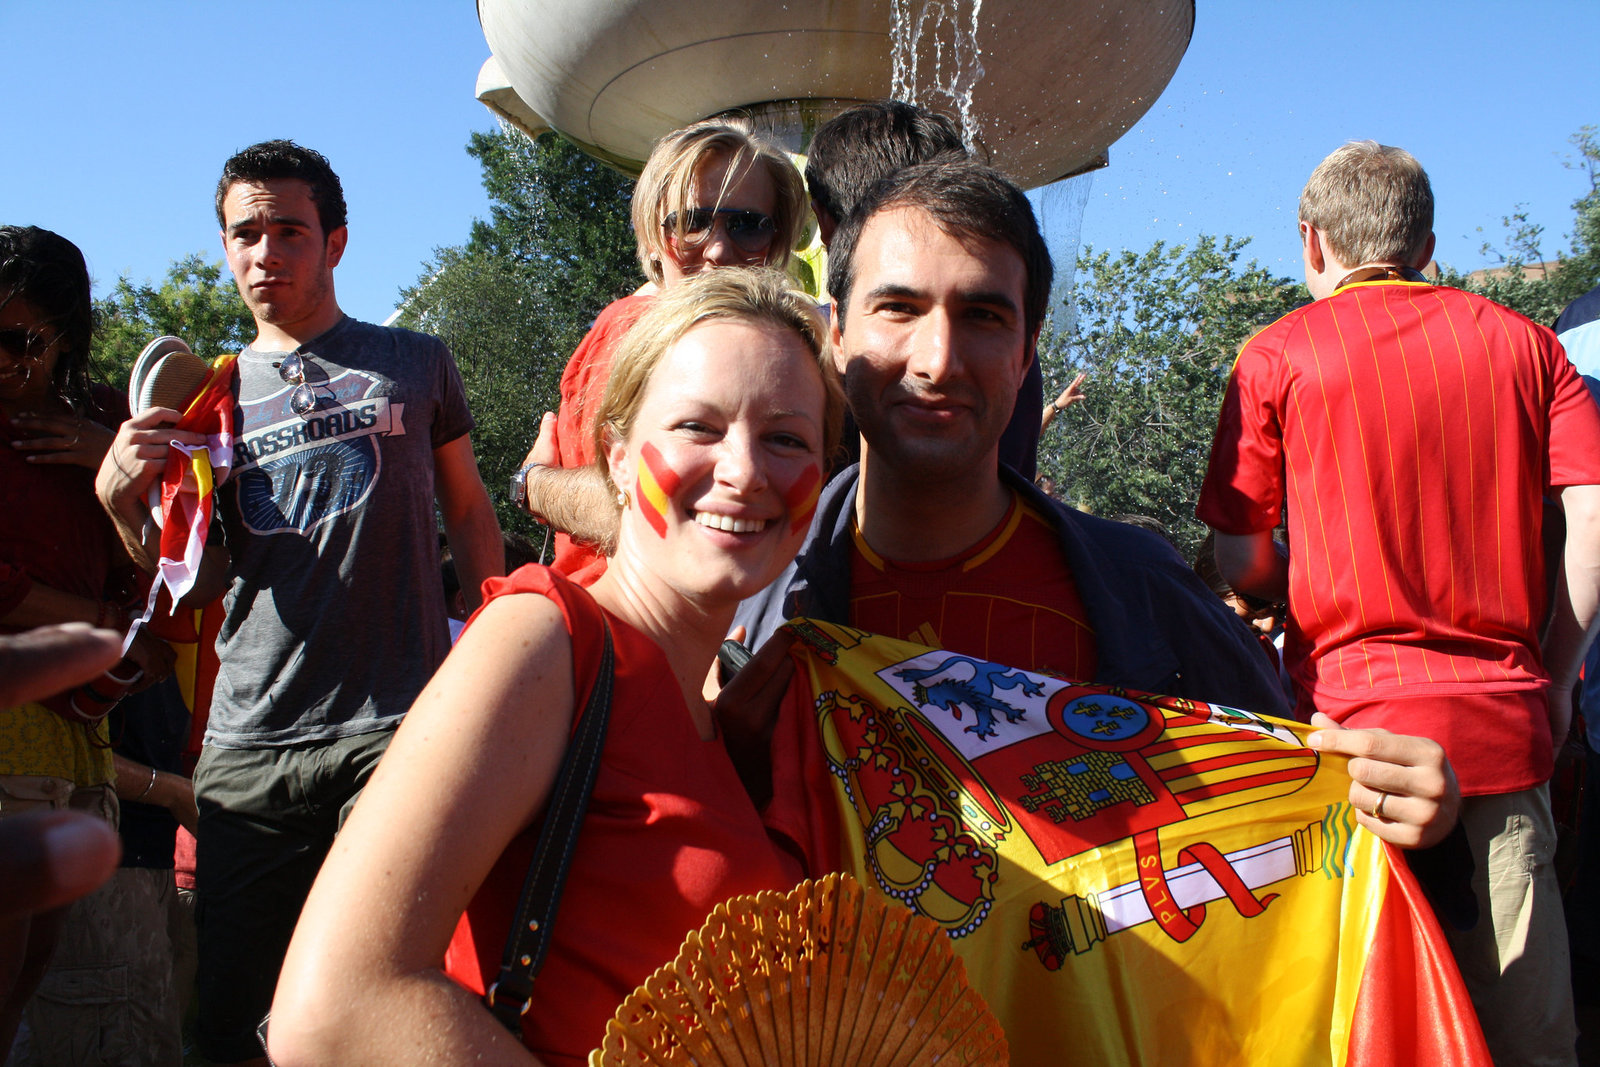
[509,120,808,584]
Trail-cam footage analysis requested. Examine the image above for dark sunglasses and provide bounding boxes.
[277,351,320,416]
[0,326,57,364]
[662,208,777,255]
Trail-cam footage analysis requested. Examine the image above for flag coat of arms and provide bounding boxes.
[764,619,1490,1065]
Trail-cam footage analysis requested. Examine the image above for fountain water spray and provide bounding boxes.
[890,0,987,151]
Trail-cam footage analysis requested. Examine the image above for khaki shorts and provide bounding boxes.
[8,867,190,1067]
[1444,785,1579,1067]
[0,775,117,828]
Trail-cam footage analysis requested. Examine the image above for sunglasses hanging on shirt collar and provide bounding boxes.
[277,350,321,417]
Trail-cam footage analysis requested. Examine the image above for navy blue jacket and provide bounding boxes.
[735,464,1289,716]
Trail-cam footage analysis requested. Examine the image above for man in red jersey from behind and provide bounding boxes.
[1199,140,1600,1067]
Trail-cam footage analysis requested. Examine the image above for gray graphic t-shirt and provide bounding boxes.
[205,316,474,747]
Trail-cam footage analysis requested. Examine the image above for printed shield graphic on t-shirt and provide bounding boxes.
[231,369,404,535]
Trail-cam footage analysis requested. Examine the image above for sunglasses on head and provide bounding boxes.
[662,208,777,255]
[277,350,321,417]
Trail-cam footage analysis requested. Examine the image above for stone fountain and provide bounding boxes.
[472,0,1193,187]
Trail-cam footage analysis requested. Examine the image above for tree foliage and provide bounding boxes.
[395,126,638,537]
[90,254,254,392]
[1037,236,1306,557]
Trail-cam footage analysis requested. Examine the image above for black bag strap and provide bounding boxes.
[485,617,614,1035]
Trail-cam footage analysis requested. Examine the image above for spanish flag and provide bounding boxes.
[129,354,237,648]
[764,619,1491,1066]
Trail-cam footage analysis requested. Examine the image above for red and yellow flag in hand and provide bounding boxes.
[764,619,1492,1066]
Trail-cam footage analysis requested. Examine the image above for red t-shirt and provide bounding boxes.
[548,294,654,585]
[849,491,1097,681]
[442,566,798,1065]
[0,385,134,619]
[1198,279,1600,793]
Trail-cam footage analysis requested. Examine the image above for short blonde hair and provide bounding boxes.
[593,268,844,493]
[631,119,809,286]
[1299,141,1433,267]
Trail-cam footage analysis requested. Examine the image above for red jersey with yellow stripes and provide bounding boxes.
[1198,279,1600,793]
[849,490,1097,682]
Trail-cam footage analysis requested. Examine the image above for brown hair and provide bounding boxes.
[828,159,1053,342]
[631,120,809,286]
[216,139,346,235]
[1299,141,1433,267]
[805,100,968,225]
[593,268,844,493]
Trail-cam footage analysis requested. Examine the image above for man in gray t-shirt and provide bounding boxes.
[98,140,503,1065]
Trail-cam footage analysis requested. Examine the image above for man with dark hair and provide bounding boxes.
[213,139,348,237]
[733,156,1456,813]
[736,158,1292,715]
[727,157,1462,1057]
[515,101,1046,550]
[806,100,1047,480]
[1200,140,1600,1065]
[97,139,504,1065]
[803,99,967,246]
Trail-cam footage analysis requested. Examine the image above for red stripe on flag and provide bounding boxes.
[1143,729,1270,757]
[1158,749,1311,780]
[1346,844,1492,1065]
[1169,767,1317,805]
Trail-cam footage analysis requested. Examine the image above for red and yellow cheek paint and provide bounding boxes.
[636,441,683,538]
[782,463,822,536]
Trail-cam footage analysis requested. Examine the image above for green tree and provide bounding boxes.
[90,254,254,392]
[1037,235,1306,557]
[396,126,637,537]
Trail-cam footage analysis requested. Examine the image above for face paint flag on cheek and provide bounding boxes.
[783,463,822,536]
[636,441,683,538]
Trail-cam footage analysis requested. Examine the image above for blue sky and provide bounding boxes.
[3,1,1597,327]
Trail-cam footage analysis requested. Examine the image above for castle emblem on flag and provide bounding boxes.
[793,622,1322,949]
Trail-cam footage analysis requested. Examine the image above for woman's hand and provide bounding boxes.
[152,772,199,835]
[10,412,115,469]
[123,629,176,690]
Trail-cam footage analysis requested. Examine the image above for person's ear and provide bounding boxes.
[830,311,847,375]
[814,200,837,248]
[325,226,348,269]
[1411,232,1437,271]
[603,425,630,495]
[1301,223,1327,275]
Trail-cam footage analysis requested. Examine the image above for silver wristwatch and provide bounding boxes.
[508,462,542,512]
